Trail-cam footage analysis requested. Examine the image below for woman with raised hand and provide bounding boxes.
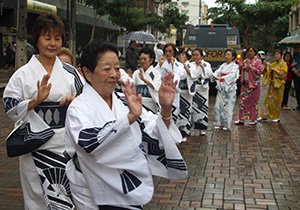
[155,43,186,125]
[132,47,161,113]
[235,45,262,126]
[64,40,187,210]
[3,13,83,209]
[258,48,287,123]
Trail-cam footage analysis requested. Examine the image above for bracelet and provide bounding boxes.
[160,113,172,120]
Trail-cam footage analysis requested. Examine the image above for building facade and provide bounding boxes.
[0,0,119,68]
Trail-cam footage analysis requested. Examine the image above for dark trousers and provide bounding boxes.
[294,77,300,106]
[282,81,292,106]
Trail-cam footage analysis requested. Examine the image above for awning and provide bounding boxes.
[27,0,57,15]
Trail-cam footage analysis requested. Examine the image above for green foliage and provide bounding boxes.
[109,7,148,32]
[162,4,189,28]
[207,0,297,51]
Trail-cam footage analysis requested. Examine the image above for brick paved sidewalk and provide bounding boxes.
[1,94,300,210]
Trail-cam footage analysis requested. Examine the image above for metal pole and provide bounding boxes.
[15,0,27,69]
[69,0,76,65]
[199,0,202,25]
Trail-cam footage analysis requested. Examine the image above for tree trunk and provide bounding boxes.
[89,11,100,43]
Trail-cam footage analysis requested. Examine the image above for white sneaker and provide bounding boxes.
[222,126,228,130]
[214,125,221,129]
[182,137,187,142]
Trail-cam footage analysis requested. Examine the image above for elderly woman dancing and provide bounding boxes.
[64,40,187,210]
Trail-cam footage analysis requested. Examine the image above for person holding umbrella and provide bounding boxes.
[125,41,138,73]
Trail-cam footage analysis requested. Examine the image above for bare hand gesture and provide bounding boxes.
[138,68,144,81]
[124,80,142,125]
[159,72,177,116]
[37,74,52,104]
[170,57,175,66]
[60,96,76,106]
[159,56,166,67]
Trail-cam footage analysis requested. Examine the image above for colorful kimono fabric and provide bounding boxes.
[155,59,186,123]
[65,84,187,209]
[213,62,239,128]
[3,55,84,210]
[132,66,161,113]
[260,59,287,120]
[191,60,213,130]
[239,56,263,121]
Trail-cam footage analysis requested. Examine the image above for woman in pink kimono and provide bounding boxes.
[235,45,262,125]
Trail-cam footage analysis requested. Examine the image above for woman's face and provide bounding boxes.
[274,51,282,62]
[225,51,234,63]
[178,52,187,63]
[164,45,175,61]
[85,51,120,98]
[193,50,203,62]
[58,53,72,65]
[247,48,255,59]
[139,53,152,70]
[37,29,62,60]
[284,53,291,62]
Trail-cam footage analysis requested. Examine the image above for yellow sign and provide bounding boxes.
[27,0,57,14]
[205,50,225,62]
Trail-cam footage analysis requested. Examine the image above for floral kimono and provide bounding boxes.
[238,56,263,121]
[260,59,287,120]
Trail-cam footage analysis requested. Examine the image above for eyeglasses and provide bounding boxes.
[139,57,149,61]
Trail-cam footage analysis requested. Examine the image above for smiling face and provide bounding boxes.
[247,47,256,59]
[193,50,203,62]
[164,45,175,62]
[225,50,234,63]
[274,51,282,62]
[139,53,152,71]
[84,50,120,100]
[37,29,62,60]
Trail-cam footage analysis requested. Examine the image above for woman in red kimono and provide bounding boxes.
[235,45,263,125]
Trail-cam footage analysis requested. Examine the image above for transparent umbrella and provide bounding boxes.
[123,31,158,43]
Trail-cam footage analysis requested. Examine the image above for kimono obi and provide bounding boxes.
[136,85,151,98]
[220,73,227,82]
[179,79,188,90]
[34,101,68,129]
[196,78,210,85]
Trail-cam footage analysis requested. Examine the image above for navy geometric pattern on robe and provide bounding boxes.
[120,170,142,194]
[32,150,74,210]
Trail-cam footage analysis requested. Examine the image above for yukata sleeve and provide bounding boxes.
[222,64,239,85]
[138,110,188,179]
[120,68,134,84]
[273,62,288,88]
[66,104,142,167]
[3,71,31,124]
[150,70,162,92]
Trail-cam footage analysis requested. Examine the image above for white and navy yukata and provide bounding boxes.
[191,60,213,131]
[3,55,84,209]
[64,84,188,210]
[176,61,198,137]
[132,66,161,113]
[213,61,239,129]
[155,59,186,124]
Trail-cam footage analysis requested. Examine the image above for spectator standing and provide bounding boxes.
[125,40,138,72]
[258,48,287,122]
[235,45,263,125]
[154,43,163,66]
[292,45,300,110]
[281,52,294,110]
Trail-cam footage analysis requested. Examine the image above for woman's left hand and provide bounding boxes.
[138,68,145,81]
[124,81,142,125]
[60,96,76,106]
[159,72,177,115]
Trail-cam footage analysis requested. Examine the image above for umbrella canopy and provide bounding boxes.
[278,36,300,47]
[123,31,158,43]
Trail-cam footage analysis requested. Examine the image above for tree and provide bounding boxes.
[84,0,130,43]
[163,4,189,29]
[207,0,296,50]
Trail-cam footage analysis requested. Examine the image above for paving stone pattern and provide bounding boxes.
[1,94,300,210]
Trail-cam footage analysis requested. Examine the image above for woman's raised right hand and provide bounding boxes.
[37,74,52,104]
